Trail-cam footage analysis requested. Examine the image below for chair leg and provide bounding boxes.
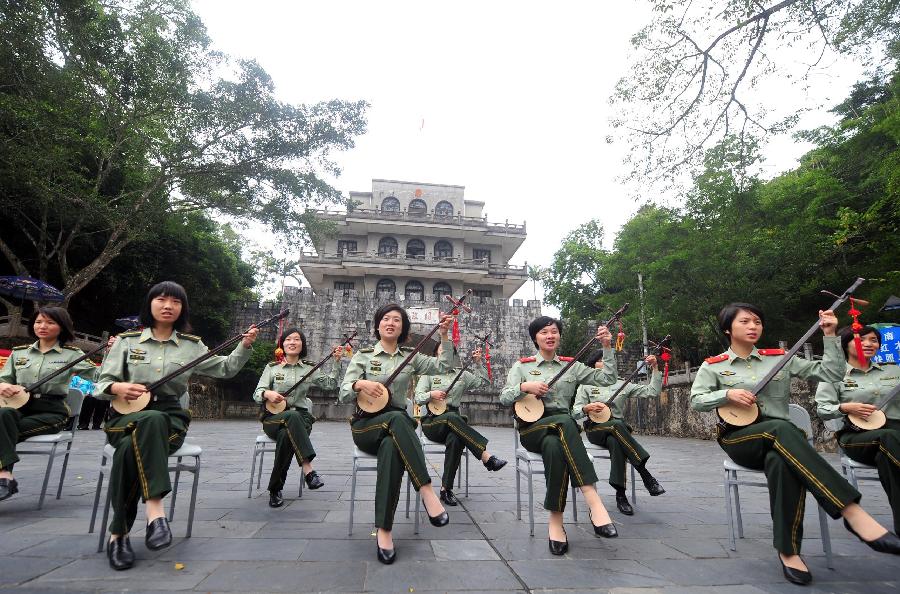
[847,466,859,490]
[724,470,737,551]
[570,484,578,522]
[413,476,420,535]
[248,447,259,498]
[527,461,535,537]
[515,459,522,520]
[732,476,744,539]
[298,469,304,498]
[348,460,358,536]
[97,482,113,553]
[169,458,182,522]
[465,451,469,497]
[57,440,74,499]
[37,443,58,510]
[257,450,265,489]
[405,474,412,518]
[817,502,834,569]
[185,456,200,539]
[630,463,637,507]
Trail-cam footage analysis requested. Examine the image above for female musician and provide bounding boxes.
[253,327,344,507]
[691,303,900,585]
[414,344,507,506]
[0,307,98,501]
[500,316,620,555]
[339,303,455,564]
[815,325,900,534]
[95,281,258,570]
[572,350,665,516]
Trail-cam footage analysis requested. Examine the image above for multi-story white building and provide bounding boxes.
[298,179,528,300]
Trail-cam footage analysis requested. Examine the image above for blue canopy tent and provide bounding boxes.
[0,276,65,303]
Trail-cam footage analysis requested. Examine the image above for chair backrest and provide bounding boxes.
[788,403,813,441]
[824,418,844,432]
[66,387,85,418]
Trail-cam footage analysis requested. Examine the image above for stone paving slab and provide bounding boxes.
[0,419,898,593]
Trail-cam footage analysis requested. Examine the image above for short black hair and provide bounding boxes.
[139,281,191,331]
[717,303,765,338]
[838,325,880,358]
[373,303,410,343]
[31,307,76,346]
[528,316,563,349]
[585,349,605,368]
[279,327,308,359]
[430,340,458,357]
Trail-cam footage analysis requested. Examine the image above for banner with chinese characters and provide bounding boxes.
[407,307,440,325]
[873,325,900,365]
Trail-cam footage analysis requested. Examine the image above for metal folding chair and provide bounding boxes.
[247,434,304,498]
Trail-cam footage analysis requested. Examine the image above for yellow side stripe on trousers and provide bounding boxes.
[791,486,806,555]
[131,425,151,500]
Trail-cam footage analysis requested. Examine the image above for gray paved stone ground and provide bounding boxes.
[1,420,898,593]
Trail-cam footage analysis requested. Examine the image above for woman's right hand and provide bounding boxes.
[725,389,756,407]
[0,383,24,397]
[111,382,149,401]
[264,390,285,403]
[839,402,877,419]
[582,402,607,414]
[430,390,447,401]
[520,381,550,397]
[354,379,385,399]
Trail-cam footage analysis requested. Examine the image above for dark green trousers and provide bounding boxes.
[518,411,598,512]
[421,409,488,489]
[261,408,316,493]
[351,409,432,530]
[0,399,68,471]
[719,417,861,554]
[840,418,900,532]
[104,401,190,535]
[584,418,649,489]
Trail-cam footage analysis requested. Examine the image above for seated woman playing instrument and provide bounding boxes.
[414,343,507,506]
[816,325,900,535]
[691,303,900,586]
[500,315,620,555]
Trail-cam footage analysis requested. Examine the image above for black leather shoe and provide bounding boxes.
[269,490,284,508]
[483,455,508,472]
[376,543,396,564]
[145,517,172,550]
[107,536,135,571]
[779,554,812,585]
[549,528,568,555]
[304,471,324,490]
[615,492,634,516]
[77,424,89,431]
[439,489,459,506]
[640,473,666,496]
[594,522,618,538]
[92,424,103,430]
[0,478,18,501]
[844,519,900,554]
[428,510,450,527]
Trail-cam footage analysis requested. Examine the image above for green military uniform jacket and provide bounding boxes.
[815,362,900,421]
[95,327,251,408]
[499,348,618,411]
[254,358,340,410]
[0,341,98,396]
[339,338,454,408]
[572,369,663,420]
[690,336,845,421]
[414,361,489,407]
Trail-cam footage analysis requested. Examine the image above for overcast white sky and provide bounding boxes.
[191,1,869,307]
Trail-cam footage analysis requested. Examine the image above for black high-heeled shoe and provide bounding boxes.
[428,510,450,527]
[589,509,618,538]
[376,543,396,564]
[549,527,568,556]
[844,518,900,554]
[107,536,135,570]
[779,554,812,585]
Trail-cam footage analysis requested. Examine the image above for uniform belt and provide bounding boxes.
[30,393,66,400]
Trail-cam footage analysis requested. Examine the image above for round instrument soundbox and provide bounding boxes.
[111,391,152,414]
[514,393,544,423]
[0,388,30,409]
[426,399,448,416]
[265,398,288,414]
[357,383,391,414]
[716,402,760,427]
[587,405,612,424]
[847,409,886,431]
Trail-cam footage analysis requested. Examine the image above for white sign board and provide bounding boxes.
[407,307,440,325]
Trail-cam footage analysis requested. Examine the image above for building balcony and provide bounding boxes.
[308,207,526,234]
[298,251,527,276]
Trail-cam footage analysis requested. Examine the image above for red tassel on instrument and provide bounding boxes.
[848,298,867,367]
[615,321,625,352]
[485,340,492,381]
[660,348,671,387]
[451,308,461,347]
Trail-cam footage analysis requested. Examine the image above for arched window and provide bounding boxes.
[378,236,398,257]
[381,196,400,212]
[408,198,427,216]
[435,200,454,218]
[406,239,425,259]
[405,280,424,302]
[376,278,396,295]
[433,282,452,299]
[434,240,453,259]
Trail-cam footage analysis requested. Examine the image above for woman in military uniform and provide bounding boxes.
[691,303,900,585]
[254,327,344,507]
[0,307,98,501]
[573,350,665,516]
[339,303,455,564]
[499,315,620,555]
[815,325,900,534]
[414,344,507,506]
[95,281,258,570]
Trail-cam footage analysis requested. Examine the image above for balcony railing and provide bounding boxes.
[306,208,526,234]
[298,251,528,275]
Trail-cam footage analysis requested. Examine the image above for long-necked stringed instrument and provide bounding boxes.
[111,309,289,414]
[716,277,865,428]
[514,303,630,423]
[845,382,900,431]
[264,331,357,414]
[426,332,491,416]
[0,342,107,409]
[356,291,473,415]
[588,335,671,423]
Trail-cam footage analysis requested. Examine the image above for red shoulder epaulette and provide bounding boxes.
[559,356,574,362]
[519,356,536,363]
[705,353,729,364]
[758,348,785,356]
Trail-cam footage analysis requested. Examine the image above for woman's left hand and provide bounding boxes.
[596,326,612,347]
[332,345,344,360]
[438,313,454,338]
[242,326,260,348]
[819,309,838,337]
